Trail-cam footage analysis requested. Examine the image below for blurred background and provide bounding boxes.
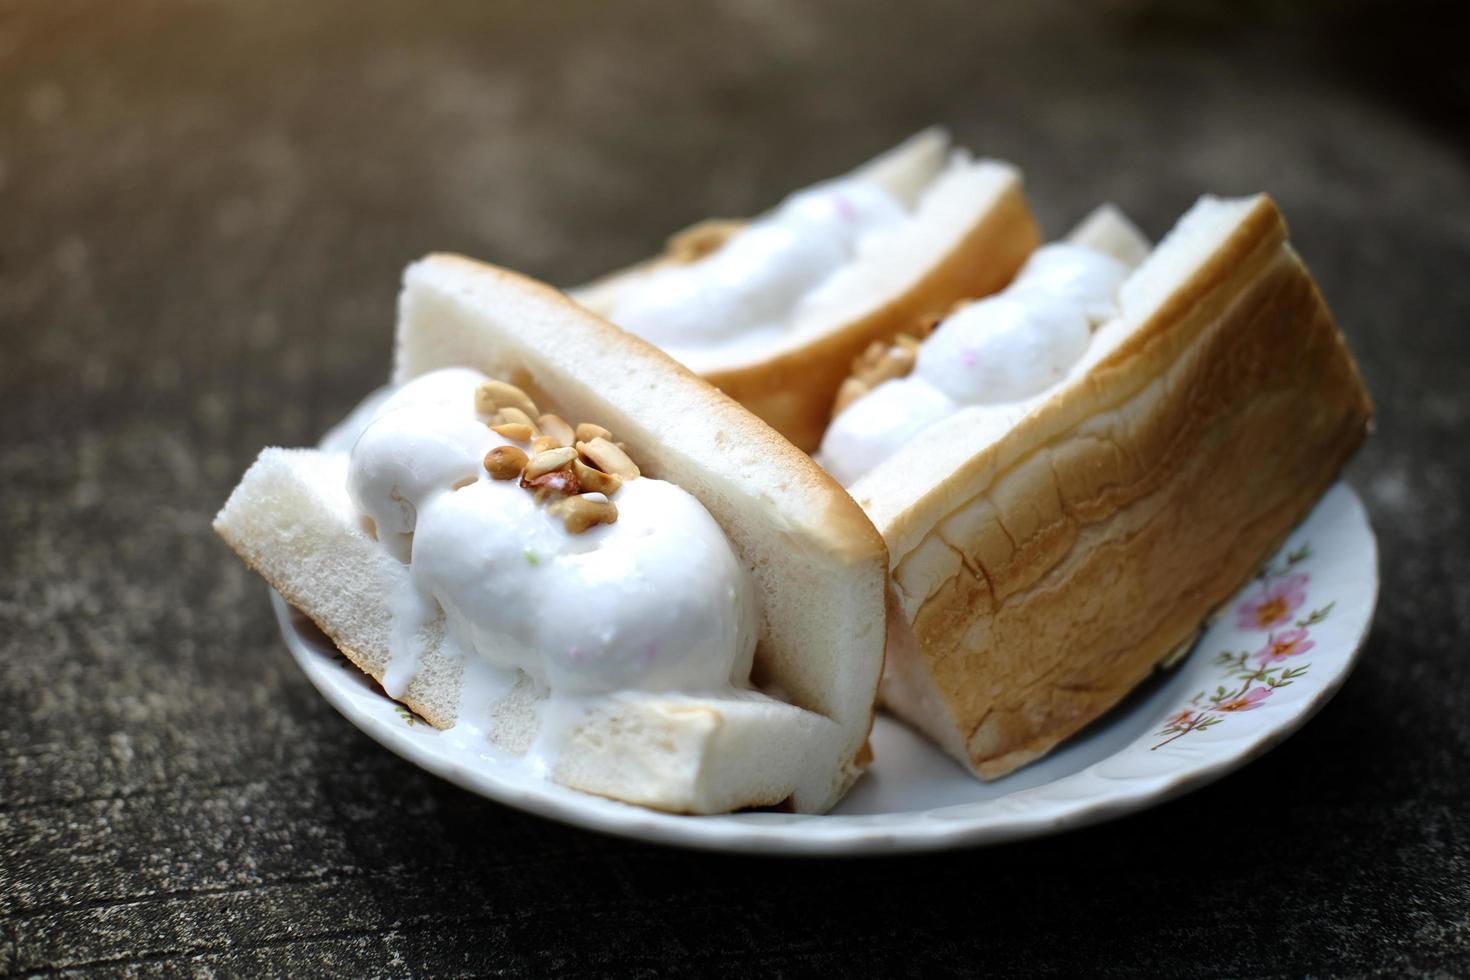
[3,0,1467,975]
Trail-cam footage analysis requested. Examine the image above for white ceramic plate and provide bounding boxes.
[275,482,1377,855]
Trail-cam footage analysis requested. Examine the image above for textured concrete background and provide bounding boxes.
[2,0,1468,975]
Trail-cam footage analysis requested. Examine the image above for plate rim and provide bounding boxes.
[274,482,1378,856]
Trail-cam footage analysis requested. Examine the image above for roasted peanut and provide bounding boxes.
[524,446,579,480]
[537,414,575,447]
[484,445,529,480]
[572,458,622,496]
[490,422,535,442]
[577,437,639,479]
[475,379,540,418]
[574,422,612,443]
[555,493,618,533]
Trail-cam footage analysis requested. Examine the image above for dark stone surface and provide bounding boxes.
[2,0,1467,975]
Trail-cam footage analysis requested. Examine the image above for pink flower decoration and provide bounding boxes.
[1164,709,1197,730]
[1213,687,1272,713]
[1236,573,1309,631]
[1254,628,1316,664]
[960,348,978,368]
[832,193,855,220]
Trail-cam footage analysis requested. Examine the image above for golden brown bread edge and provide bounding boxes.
[582,182,1040,452]
[876,196,1373,778]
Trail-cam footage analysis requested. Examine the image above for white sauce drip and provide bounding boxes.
[819,242,1130,485]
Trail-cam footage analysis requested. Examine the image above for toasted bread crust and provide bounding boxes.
[876,197,1372,777]
[410,255,889,561]
[573,177,1040,452]
[702,181,1040,451]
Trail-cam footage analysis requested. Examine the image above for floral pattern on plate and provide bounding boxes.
[1153,543,1343,750]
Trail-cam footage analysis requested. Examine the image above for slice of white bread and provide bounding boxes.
[215,448,845,814]
[570,127,1041,451]
[263,254,887,814]
[217,449,462,728]
[849,194,1372,778]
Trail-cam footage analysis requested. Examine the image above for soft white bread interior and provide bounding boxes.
[550,691,836,815]
[569,128,1041,451]
[217,449,462,729]
[215,448,843,814]
[841,125,952,208]
[857,194,1372,778]
[1067,203,1152,267]
[391,256,890,812]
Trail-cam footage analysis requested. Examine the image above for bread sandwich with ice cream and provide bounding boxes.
[570,127,1041,451]
[819,195,1372,779]
[215,257,889,815]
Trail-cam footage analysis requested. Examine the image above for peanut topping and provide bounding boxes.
[666,218,744,263]
[496,406,537,429]
[490,422,535,442]
[484,445,528,480]
[470,381,641,533]
[832,378,870,417]
[524,446,578,480]
[552,493,619,533]
[522,467,580,501]
[572,458,622,496]
[575,422,612,443]
[475,379,540,419]
[860,338,917,379]
[537,414,575,448]
[577,437,640,480]
[832,326,933,415]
